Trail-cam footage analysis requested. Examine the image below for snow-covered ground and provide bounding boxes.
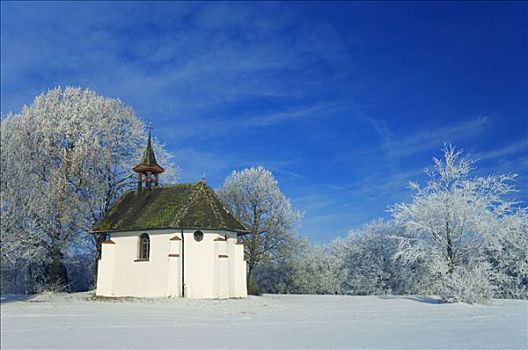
[1,293,526,349]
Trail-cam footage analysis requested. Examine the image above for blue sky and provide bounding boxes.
[2,2,527,242]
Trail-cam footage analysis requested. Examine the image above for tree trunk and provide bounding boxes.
[26,262,33,295]
[93,234,104,289]
[446,220,454,274]
[246,211,261,295]
[247,263,258,295]
[48,244,69,291]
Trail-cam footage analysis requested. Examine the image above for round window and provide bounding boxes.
[194,230,204,242]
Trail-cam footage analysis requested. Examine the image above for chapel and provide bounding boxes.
[92,132,248,298]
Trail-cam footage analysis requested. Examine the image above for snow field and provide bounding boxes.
[1,292,527,349]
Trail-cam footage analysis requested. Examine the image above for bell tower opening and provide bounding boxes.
[133,127,164,191]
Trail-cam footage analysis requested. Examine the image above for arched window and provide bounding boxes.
[138,233,150,260]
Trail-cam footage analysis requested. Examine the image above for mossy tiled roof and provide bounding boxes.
[92,180,247,233]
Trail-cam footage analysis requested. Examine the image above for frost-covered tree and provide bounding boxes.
[218,166,302,294]
[331,220,425,295]
[292,243,345,294]
[253,236,307,294]
[257,237,345,295]
[255,236,345,295]
[1,87,177,292]
[488,208,528,299]
[391,144,519,303]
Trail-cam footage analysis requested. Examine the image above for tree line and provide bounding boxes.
[221,147,527,303]
[1,87,526,303]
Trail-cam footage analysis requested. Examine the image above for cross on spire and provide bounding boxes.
[146,123,153,137]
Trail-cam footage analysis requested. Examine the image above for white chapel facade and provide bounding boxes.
[92,133,248,298]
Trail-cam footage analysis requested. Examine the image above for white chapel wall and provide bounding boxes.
[96,229,247,299]
[97,229,176,298]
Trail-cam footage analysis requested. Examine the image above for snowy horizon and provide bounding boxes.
[2,293,527,349]
[2,2,527,242]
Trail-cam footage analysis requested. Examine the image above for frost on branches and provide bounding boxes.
[0,87,177,293]
[256,237,345,295]
[228,146,526,303]
[330,220,426,296]
[218,166,302,294]
[391,144,525,303]
[487,208,528,299]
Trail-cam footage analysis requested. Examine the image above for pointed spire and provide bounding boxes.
[133,125,164,191]
[140,128,158,165]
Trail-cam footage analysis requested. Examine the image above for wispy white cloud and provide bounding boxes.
[3,2,526,243]
[374,116,491,158]
[2,3,347,114]
[474,139,528,161]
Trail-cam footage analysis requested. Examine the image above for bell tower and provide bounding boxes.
[133,127,164,191]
